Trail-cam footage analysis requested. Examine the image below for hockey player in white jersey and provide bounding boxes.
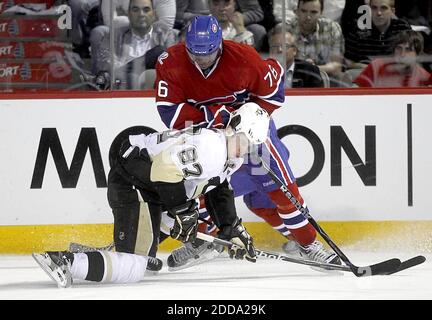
[32,102,270,288]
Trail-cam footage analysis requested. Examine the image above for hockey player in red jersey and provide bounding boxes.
[156,15,341,270]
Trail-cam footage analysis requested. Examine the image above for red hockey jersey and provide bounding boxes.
[156,40,285,129]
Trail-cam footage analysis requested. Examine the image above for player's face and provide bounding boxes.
[236,133,252,157]
[187,49,220,70]
[371,0,394,28]
[296,0,321,33]
[227,131,252,158]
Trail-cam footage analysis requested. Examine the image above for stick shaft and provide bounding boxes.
[259,158,356,270]
[196,232,350,271]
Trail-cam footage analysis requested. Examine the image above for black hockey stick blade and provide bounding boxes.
[385,255,426,275]
[351,258,402,277]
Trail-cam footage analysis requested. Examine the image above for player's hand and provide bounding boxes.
[119,139,138,159]
[227,11,246,33]
[218,218,256,263]
[306,58,316,65]
[169,201,199,243]
[118,139,150,161]
[200,105,234,128]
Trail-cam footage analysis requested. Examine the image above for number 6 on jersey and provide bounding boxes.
[158,80,168,98]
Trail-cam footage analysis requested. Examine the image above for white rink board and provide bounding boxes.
[0,94,431,225]
[0,98,164,225]
[273,94,432,221]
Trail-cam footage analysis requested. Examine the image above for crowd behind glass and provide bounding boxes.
[0,0,431,92]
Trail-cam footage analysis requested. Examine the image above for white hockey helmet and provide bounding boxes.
[227,102,270,144]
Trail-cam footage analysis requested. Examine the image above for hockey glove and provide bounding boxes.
[200,105,233,128]
[118,138,151,162]
[218,218,257,263]
[169,201,199,243]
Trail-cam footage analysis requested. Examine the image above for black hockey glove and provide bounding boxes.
[169,201,199,243]
[218,218,256,263]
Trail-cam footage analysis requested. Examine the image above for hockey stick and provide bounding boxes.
[258,157,425,276]
[386,255,426,274]
[196,232,351,272]
[68,236,425,275]
[69,236,349,272]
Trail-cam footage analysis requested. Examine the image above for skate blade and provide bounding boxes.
[168,251,222,272]
[32,253,72,288]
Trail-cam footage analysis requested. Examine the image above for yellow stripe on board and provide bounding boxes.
[0,224,113,254]
[0,221,431,254]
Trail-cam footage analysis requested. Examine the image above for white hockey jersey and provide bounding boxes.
[128,127,243,200]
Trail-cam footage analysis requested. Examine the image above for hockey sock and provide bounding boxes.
[248,207,292,238]
[71,251,150,283]
[267,188,317,246]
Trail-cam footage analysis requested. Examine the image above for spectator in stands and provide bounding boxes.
[273,0,346,24]
[394,0,432,63]
[69,0,102,58]
[284,0,344,81]
[257,0,277,31]
[256,0,277,52]
[344,0,412,70]
[209,0,267,51]
[174,0,210,30]
[176,1,267,50]
[209,0,254,46]
[340,0,368,35]
[273,0,298,22]
[90,0,177,90]
[354,30,432,87]
[269,24,324,87]
[100,0,176,29]
[70,0,176,59]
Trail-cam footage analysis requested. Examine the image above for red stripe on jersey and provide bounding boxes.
[264,139,292,186]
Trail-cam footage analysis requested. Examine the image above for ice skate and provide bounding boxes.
[32,251,74,288]
[282,240,301,256]
[167,239,224,271]
[145,256,163,275]
[299,240,341,265]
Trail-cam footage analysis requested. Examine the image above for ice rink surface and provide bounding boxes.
[0,250,430,300]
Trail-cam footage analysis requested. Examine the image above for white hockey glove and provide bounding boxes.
[218,218,256,263]
[118,138,150,162]
[169,201,199,243]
